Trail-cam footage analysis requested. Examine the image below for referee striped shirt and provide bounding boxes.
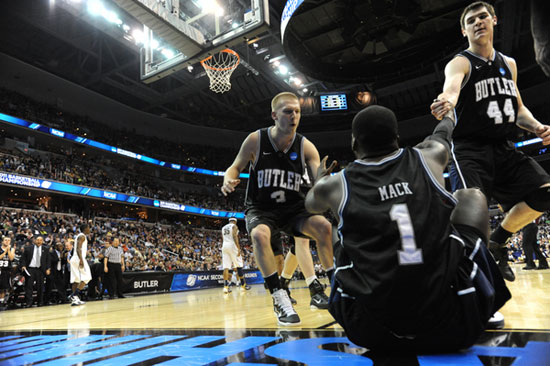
[104,246,124,264]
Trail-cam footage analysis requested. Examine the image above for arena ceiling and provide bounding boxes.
[0,0,544,135]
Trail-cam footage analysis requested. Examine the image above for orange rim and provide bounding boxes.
[200,49,240,71]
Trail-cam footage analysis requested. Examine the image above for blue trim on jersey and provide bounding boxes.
[449,141,468,190]
[337,170,348,249]
[499,51,514,79]
[334,263,354,278]
[251,130,261,170]
[469,238,482,261]
[300,137,306,176]
[353,148,404,166]
[457,287,476,296]
[267,126,296,154]
[413,148,458,205]
[450,234,465,246]
[464,48,496,63]
[470,262,479,281]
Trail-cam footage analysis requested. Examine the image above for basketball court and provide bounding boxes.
[0,266,549,365]
[0,0,549,365]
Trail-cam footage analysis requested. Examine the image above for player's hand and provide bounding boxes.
[430,98,453,121]
[221,179,240,196]
[79,259,84,268]
[104,266,108,273]
[46,269,51,276]
[316,156,337,182]
[536,124,550,145]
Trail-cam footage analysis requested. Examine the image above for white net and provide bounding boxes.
[200,49,240,93]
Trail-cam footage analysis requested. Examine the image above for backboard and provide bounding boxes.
[113,0,269,83]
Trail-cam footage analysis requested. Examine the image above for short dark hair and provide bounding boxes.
[80,223,89,232]
[460,1,496,29]
[352,105,398,152]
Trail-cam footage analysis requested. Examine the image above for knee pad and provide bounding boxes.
[236,267,244,277]
[525,186,550,212]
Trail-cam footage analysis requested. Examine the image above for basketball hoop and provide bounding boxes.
[200,49,240,93]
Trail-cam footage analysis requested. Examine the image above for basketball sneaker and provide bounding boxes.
[223,286,232,294]
[280,277,297,305]
[309,279,329,310]
[488,241,515,282]
[241,284,251,291]
[71,296,85,306]
[487,311,505,329]
[272,289,300,326]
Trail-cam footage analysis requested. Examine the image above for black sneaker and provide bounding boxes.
[522,264,537,270]
[272,289,300,326]
[488,241,515,282]
[309,279,329,309]
[242,284,251,290]
[280,277,297,305]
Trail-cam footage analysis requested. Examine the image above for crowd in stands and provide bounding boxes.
[0,88,243,171]
[0,207,257,307]
[503,213,550,265]
[0,147,245,212]
[0,208,255,272]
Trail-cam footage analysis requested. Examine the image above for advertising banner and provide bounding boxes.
[122,271,174,293]
[171,270,264,291]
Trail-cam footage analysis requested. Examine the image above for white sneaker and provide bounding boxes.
[272,289,300,326]
[71,296,85,306]
[223,287,231,294]
[487,311,504,329]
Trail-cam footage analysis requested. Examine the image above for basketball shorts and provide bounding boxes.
[245,202,314,242]
[450,140,550,210]
[328,225,511,352]
[0,271,11,290]
[222,245,243,269]
[69,258,92,284]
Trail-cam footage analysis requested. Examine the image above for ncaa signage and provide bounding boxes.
[172,270,264,291]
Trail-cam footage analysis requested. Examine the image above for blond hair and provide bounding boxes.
[271,92,299,112]
[460,1,496,29]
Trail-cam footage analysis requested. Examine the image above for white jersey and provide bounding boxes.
[70,232,92,283]
[222,223,238,249]
[72,233,88,260]
[221,223,242,269]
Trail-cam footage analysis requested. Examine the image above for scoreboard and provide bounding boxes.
[320,94,348,111]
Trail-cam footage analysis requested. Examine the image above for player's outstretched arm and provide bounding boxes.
[430,56,469,120]
[303,139,337,183]
[305,174,342,216]
[415,111,456,185]
[221,132,258,196]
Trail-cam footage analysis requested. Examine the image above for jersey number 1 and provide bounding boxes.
[390,203,423,265]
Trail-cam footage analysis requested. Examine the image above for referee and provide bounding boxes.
[104,238,125,299]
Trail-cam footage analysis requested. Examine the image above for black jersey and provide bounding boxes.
[454,50,519,141]
[245,127,306,209]
[336,148,459,324]
[0,248,12,274]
